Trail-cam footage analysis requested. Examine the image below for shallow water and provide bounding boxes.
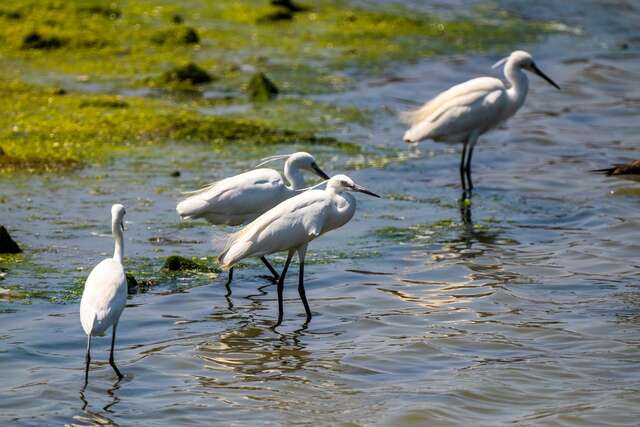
[2,1,640,426]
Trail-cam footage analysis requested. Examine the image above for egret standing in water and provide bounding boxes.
[177,152,330,283]
[80,204,128,386]
[219,175,380,326]
[402,50,560,190]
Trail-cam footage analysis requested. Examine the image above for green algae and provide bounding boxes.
[0,77,351,172]
[0,0,566,172]
[162,255,220,273]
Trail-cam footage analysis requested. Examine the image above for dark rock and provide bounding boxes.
[77,5,121,19]
[0,10,22,20]
[126,273,138,294]
[247,72,279,101]
[0,226,22,254]
[52,87,67,95]
[22,31,66,50]
[271,0,308,12]
[256,10,293,23]
[170,170,181,177]
[162,255,206,272]
[171,14,184,24]
[162,63,213,85]
[151,26,199,45]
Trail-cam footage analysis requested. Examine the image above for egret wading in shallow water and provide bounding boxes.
[176,152,330,284]
[219,174,380,326]
[402,50,560,191]
[80,204,127,386]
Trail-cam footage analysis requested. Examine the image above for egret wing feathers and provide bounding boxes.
[177,169,287,223]
[400,77,503,126]
[80,258,127,336]
[219,190,331,268]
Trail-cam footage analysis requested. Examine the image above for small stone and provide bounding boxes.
[271,0,307,12]
[170,170,181,177]
[0,226,22,254]
[162,63,213,85]
[126,273,138,294]
[162,255,203,271]
[247,72,279,101]
[172,14,184,24]
[21,31,65,50]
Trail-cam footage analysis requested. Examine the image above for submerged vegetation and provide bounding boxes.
[0,0,562,173]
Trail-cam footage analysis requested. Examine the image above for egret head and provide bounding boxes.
[111,203,126,232]
[500,50,560,90]
[285,152,330,180]
[255,152,330,180]
[328,174,381,198]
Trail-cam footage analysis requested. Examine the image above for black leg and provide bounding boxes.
[83,334,92,388]
[260,256,280,281]
[109,324,123,380]
[275,251,294,327]
[297,257,312,323]
[225,267,234,289]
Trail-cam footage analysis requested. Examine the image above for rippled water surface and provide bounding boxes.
[2,1,640,426]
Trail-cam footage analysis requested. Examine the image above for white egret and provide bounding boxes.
[80,204,128,385]
[219,174,380,326]
[177,152,329,282]
[402,50,560,189]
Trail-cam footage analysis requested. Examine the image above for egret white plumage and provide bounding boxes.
[402,50,560,190]
[177,152,329,282]
[80,204,127,385]
[219,174,380,326]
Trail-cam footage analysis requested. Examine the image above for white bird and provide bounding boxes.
[402,50,560,190]
[80,204,127,385]
[219,174,380,326]
[176,152,329,283]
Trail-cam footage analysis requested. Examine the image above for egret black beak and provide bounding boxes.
[311,162,330,180]
[531,63,560,90]
[352,184,381,198]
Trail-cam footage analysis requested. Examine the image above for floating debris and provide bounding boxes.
[162,255,214,272]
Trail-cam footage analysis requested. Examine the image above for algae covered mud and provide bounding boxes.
[2,0,640,425]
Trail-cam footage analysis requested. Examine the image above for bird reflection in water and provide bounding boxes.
[77,379,122,426]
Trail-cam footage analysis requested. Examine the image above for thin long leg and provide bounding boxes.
[225,267,234,288]
[109,323,123,380]
[83,334,92,388]
[464,130,479,191]
[297,245,312,323]
[459,140,468,185]
[260,256,280,281]
[275,251,294,327]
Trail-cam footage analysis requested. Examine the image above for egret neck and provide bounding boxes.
[112,217,124,264]
[284,158,306,190]
[504,58,529,114]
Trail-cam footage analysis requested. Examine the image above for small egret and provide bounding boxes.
[80,204,128,385]
[402,50,560,189]
[593,160,640,177]
[219,174,380,326]
[177,152,329,282]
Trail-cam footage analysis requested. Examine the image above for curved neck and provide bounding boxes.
[504,61,529,104]
[112,220,124,264]
[284,161,305,190]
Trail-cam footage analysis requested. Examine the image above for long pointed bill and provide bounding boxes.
[311,162,330,180]
[352,184,381,198]
[120,220,125,233]
[531,63,560,90]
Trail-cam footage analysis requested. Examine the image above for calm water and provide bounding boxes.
[2,1,640,426]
